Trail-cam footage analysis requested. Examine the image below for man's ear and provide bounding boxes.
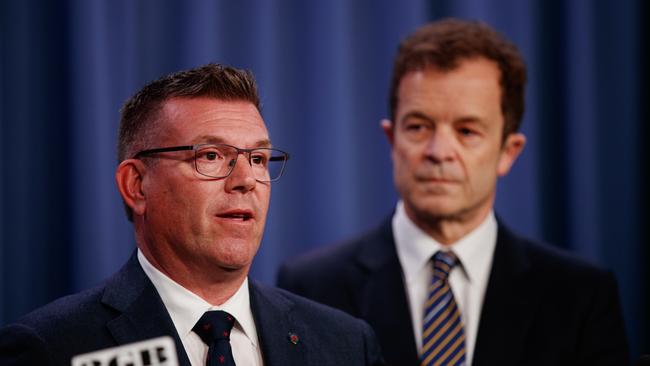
[381,119,395,146]
[115,159,147,217]
[497,133,526,176]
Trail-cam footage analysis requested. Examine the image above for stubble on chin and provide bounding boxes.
[410,200,465,223]
[408,188,493,229]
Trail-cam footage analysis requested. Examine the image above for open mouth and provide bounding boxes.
[216,210,254,221]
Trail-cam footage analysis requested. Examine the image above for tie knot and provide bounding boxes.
[193,310,236,345]
[432,251,458,280]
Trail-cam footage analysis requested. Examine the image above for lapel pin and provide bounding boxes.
[288,332,299,345]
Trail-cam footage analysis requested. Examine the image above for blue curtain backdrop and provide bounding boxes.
[1,0,646,357]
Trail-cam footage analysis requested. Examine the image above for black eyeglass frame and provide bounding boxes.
[133,143,290,182]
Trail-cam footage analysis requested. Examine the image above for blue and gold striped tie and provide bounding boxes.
[421,251,466,366]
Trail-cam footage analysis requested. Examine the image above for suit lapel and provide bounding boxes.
[354,218,420,366]
[101,254,192,366]
[472,223,540,366]
[249,281,308,366]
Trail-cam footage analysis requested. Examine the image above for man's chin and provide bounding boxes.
[408,199,466,221]
[217,262,250,273]
[408,195,494,224]
[211,256,254,274]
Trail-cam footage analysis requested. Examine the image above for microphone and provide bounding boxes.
[71,336,178,366]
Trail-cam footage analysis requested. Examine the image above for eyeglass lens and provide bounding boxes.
[195,144,285,181]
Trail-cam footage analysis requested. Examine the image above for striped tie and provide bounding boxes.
[421,251,466,366]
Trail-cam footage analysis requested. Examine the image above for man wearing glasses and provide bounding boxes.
[0,64,384,366]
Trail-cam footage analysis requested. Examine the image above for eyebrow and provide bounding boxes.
[191,135,273,148]
[454,116,489,130]
[400,111,487,127]
[400,111,435,124]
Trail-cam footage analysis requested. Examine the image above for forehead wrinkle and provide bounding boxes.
[191,134,272,148]
[162,98,264,127]
[159,98,270,148]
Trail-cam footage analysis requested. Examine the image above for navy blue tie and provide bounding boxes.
[421,251,466,365]
[193,310,237,366]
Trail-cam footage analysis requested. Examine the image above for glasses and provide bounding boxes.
[133,143,290,182]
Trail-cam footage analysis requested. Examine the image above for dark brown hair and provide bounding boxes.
[389,18,527,138]
[117,63,261,221]
[118,63,261,163]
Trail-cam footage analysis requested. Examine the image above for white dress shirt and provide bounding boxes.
[393,201,497,365]
[138,250,264,366]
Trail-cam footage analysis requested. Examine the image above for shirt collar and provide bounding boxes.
[137,250,259,347]
[393,200,497,285]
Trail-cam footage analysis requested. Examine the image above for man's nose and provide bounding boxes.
[225,154,256,192]
[424,129,456,162]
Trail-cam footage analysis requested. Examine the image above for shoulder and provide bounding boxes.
[250,282,383,364]
[495,223,623,312]
[8,284,108,335]
[499,223,615,281]
[494,224,629,363]
[252,281,377,339]
[277,218,393,286]
[0,256,146,365]
[0,284,111,365]
[254,282,364,324]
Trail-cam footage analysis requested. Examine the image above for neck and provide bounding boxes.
[405,201,493,245]
[136,235,248,306]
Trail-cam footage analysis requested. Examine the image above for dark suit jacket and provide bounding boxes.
[277,217,630,366]
[0,254,385,366]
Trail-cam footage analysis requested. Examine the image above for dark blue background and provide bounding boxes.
[1,0,647,358]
